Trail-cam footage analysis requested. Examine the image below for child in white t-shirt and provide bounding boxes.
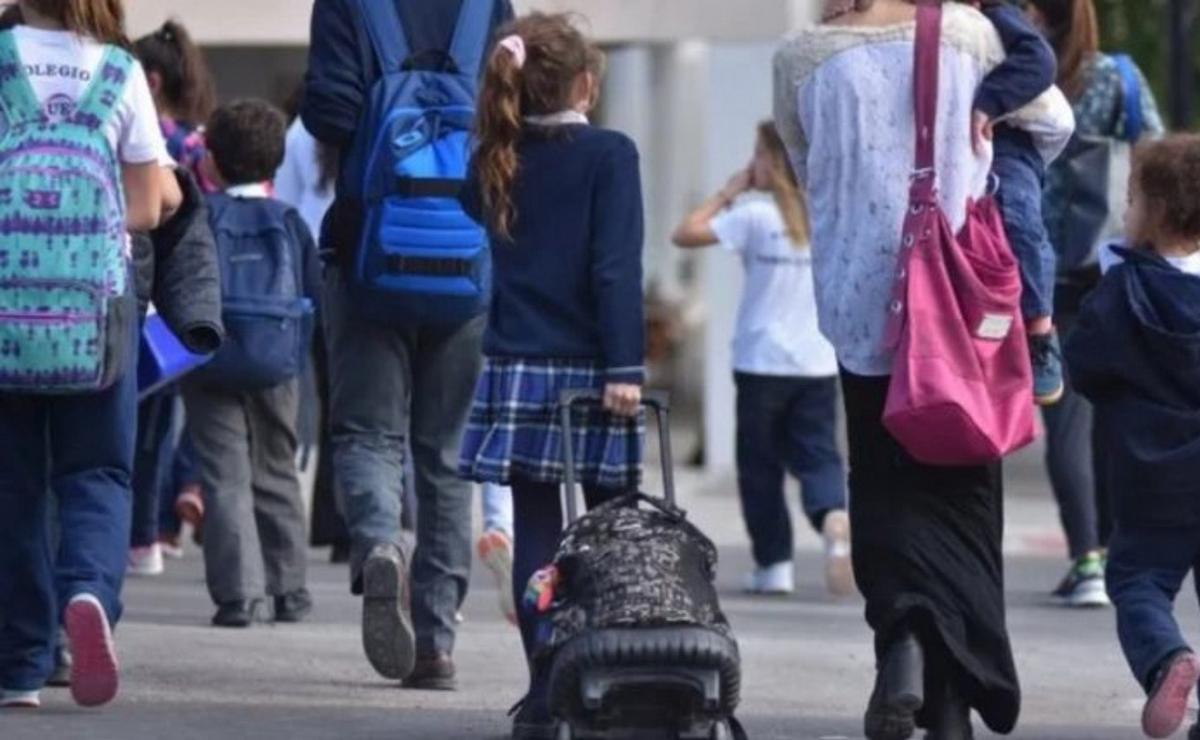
[673,121,852,598]
[0,0,173,712]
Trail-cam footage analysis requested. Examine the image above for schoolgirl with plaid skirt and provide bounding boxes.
[457,14,646,740]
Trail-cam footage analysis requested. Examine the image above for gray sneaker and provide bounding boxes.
[361,543,416,681]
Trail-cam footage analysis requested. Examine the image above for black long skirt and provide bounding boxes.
[841,371,1020,734]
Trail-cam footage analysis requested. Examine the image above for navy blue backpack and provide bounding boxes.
[342,0,495,326]
[195,195,315,390]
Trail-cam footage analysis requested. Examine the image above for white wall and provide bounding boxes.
[128,0,820,45]
[696,43,779,471]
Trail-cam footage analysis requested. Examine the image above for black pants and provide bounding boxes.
[308,323,350,549]
[734,373,847,567]
[1041,309,1111,558]
[510,479,626,661]
[841,371,1020,734]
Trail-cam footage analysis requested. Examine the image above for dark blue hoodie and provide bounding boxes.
[1065,247,1200,528]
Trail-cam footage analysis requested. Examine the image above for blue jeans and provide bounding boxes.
[1107,524,1200,690]
[735,373,847,568]
[994,155,1056,320]
[322,267,484,655]
[0,330,138,691]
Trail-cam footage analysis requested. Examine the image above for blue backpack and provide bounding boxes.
[341,0,495,326]
[194,195,314,390]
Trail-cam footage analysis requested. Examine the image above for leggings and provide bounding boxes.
[510,479,626,662]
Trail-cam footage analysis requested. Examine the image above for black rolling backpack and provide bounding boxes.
[537,390,746,740]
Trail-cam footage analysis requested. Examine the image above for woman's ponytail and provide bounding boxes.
[476,41,525,239]
[134,20,216,126]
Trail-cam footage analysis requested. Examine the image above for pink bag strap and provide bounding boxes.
[912,0,942,187]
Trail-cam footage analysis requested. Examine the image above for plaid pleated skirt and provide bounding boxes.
[458,358,644,489]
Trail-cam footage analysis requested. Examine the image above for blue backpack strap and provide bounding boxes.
[1113,54,1144,143]
[357,0,411,74]
[73,47,134,131]
[0,32,44,126]
[448,0,497,78]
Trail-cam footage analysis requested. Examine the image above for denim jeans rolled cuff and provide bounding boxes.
[993,156,1056,321]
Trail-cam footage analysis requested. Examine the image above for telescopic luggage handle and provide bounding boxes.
[558,388,676,523]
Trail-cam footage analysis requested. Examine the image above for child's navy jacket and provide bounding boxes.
[1065,247,1200,528]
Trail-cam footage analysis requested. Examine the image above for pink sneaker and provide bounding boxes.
[64,594,119,708]
[1143,650,1199,739]
[175,486,205,544]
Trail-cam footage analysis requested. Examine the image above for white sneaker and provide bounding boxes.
[0,689,40,709]
[744,561,795,595]
[822,510,856,597]
[158,537,185,560]
[127,544,164,577]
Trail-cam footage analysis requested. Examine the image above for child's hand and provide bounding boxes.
[972,110,995,155]
[603,383,642,418]
[721,168,753,203]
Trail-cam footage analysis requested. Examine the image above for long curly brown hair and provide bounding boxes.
[1133,135,1200,247]
[475,13,602,238]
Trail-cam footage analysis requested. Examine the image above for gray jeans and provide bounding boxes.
[182,380,308,605]
[323,267,484,655]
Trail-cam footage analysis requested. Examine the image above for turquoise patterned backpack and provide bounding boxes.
[0,32,135,393]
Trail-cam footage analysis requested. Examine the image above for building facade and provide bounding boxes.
[127,1,821,471]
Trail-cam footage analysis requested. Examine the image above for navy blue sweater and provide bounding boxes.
[302,0,513,258]
[460,126,646,385]
[976,1,1057,174]
[1065,248,1200,528]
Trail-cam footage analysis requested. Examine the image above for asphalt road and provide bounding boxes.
[4,463,1195,740]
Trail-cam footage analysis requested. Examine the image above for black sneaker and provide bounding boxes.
[212,599,264,628]
[510,699,555,740]
[274,589,314,624]
[1030,332,1065,406]
[361,543,416,681]
[401,651,457,691]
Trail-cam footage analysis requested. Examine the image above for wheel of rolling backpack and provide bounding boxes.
[549,627,742,718]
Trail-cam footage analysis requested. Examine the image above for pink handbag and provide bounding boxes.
[881,0,1037,466]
